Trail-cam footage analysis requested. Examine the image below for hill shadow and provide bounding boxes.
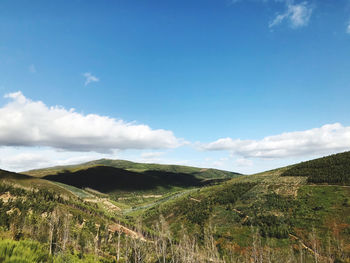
[43,166,220,193]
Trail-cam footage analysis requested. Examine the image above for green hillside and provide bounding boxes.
[0,169,76,198]
[0,169,140,262]
[22,160,240,201]
[1,152,350,262]
[281,151,350,185]
[24,158,239,180]
[138,154,350,262]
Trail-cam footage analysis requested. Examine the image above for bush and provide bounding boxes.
[0,239,52,263]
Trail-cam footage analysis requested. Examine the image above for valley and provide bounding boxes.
[0,153,350,262]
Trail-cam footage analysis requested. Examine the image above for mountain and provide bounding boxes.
[22,159,239,196]
[24,158,239,179]
[1,153,350,262]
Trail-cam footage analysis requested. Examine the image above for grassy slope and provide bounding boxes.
[0,169,75,198]
[140,154,350,256]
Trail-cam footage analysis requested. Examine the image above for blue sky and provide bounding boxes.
[0,0,350,173]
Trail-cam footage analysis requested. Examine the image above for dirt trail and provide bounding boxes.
[109,223,146,241]
[102,199,121,212]
[84,197,121,212]
[142,194,162,198]
[189,197,201,202]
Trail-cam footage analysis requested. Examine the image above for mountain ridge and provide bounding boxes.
[23,158,240,179]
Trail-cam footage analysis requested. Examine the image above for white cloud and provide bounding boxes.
[138,151,165,163]
[347,22,350,34]
[0,146,114,172]
[29,64,36,73]
[0,92,183,153]
[201,123,350,158]
[235,158,253,167]
[141,152,165,159]
[0,153,49,171]
[54,155,105,166]
[269,1,313,29]
[83,72,99,86]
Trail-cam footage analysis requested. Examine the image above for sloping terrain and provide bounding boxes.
[0,168,148,262]
[41,166,224,194]
[1,152,350,262]
[140,153,350,261]
[0,169,75,198]
[24,158,239,180]
[281,151,350,185]
[22,160,239,201]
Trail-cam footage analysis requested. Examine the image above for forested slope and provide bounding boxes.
[1,152,350,262]
[282,151,350,185]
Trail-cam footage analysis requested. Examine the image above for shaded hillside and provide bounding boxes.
[43,166,228,194]
[24,158,239,180]
[281,151,350,185]
[23,159,240,197]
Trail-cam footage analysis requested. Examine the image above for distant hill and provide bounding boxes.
[41,166,228,194]
[24,158,239,180]
[22,159,240,195]
[281,151,350,185]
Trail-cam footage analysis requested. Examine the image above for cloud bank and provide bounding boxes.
[0,149,107,171]
[0,153,49,171]
[0,92,183,152]
[201,123,350,158]
[269,1,313,29]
